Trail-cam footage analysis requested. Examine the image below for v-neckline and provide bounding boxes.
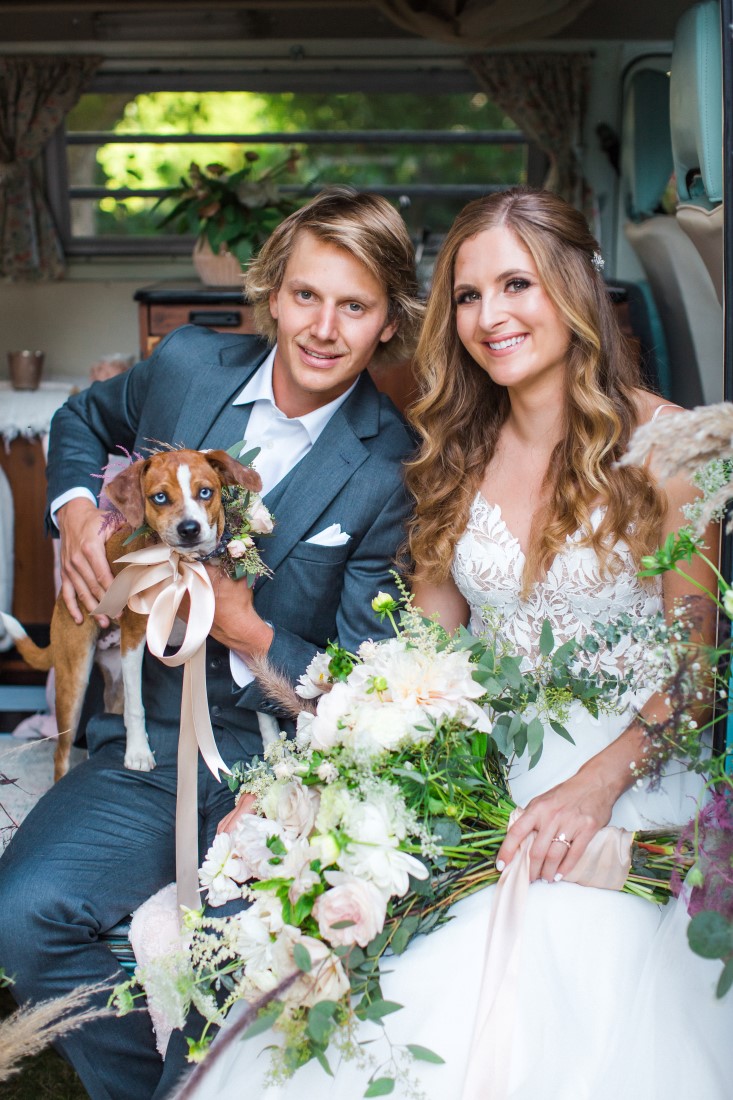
[474,492,606,565]
[475,493,528,561]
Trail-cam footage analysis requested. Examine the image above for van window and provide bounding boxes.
[47,83,532,257]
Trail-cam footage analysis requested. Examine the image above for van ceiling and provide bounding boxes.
[0,0,699,47]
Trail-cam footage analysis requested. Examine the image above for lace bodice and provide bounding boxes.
[452,494,663,677]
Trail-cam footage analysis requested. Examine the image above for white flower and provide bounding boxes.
[271,927,350,1008]
[273,759,296,781]
[260,777,320,840]
[230,814,289,880]
[296,651,332,699]
[337,799,428,897]
[309,831,340,868]
[248,496,274,535]
[314,872,388,948]
[316,761,339,784]
[198,833,248,906]
[280,838,322,902]
[295,710,315,748]
[226,538,248,559]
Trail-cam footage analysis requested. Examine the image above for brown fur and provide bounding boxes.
[7,449,261,781]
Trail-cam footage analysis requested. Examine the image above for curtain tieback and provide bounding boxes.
[0,160,27,185]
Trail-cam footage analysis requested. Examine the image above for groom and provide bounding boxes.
[0,187,422,1099]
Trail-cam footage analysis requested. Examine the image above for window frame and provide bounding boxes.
[46,68,545,258]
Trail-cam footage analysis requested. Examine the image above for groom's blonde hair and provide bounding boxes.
[243,186,423,364]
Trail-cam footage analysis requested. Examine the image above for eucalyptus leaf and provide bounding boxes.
[539,618,554,656]
[716,956,733,998]
[357,998,403,1022]
[364,1078,395,1097]
[406,1044,446,1064]
[688,911,733,959]
[242,1000,285,1039]
[293,943,312,972]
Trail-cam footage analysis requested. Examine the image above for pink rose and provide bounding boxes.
[313,871,388,948]
[249,498,274,535]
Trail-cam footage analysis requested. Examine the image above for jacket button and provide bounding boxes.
[209,656,222,670]
[211,704,222,717]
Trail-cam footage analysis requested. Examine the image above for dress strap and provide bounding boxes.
[650,402,682,422]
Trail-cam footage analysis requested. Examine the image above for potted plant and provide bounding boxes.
[157,149,302,285]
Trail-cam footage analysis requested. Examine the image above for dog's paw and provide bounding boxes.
[124,747,157,772]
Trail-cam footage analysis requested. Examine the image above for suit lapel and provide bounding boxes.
[171,341,270,450]
[257,374,379,578]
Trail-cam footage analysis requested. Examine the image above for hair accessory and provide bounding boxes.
[591,250,605,272]
[552,833,572,849]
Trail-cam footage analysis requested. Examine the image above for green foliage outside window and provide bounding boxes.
[65,90,526,240]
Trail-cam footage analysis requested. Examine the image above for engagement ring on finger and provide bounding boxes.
[552,833,571,849]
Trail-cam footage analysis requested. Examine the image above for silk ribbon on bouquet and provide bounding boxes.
[95,544,231,915]
[461,808,633,1100]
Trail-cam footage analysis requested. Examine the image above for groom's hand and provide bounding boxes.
[205,563,274,659]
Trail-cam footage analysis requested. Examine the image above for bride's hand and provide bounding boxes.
[496,765,618,883]
[216,792,257,835]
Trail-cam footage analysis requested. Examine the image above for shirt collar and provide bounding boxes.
[232,344,358,445]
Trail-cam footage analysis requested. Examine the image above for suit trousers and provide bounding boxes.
[0,714,259,1100]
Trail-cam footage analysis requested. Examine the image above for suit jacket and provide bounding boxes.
[46,325,415,744]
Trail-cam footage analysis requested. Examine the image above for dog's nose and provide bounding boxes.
[177,519,202,542]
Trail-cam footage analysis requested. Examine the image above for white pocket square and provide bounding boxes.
[305,523,351,547]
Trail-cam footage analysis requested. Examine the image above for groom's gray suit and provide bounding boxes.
[0,325,413,1100]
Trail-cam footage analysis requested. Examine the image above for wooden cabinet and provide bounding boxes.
[134,282,257,358]
[0,437,55,626]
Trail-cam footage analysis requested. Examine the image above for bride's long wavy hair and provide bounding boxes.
[405,188,665,591]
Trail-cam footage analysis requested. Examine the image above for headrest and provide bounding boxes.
[621,69,673,221]
[670,0,723,205]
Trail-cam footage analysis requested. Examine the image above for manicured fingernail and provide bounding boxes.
[554,873,563,882]
[496,859,506,872]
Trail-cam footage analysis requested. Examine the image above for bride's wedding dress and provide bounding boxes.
[185,496,730,1100]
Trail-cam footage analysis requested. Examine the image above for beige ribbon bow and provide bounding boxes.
[96,544,231,914]
[461,808,634,1100]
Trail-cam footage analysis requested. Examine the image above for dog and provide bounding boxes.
[1,448,261,782]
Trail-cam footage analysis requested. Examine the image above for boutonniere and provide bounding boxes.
[220,438,275,585]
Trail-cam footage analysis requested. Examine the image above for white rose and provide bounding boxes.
[261,777,320,840]
[249,497,274,535]
[226,538,247,560]
[309,831,340,868]
[314,872,388,948]
[280,838,322,902]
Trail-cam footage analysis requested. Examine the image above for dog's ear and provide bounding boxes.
[205,450,262,493]
[104,458,149,529]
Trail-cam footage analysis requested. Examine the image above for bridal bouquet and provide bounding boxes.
[113,591,693,1092]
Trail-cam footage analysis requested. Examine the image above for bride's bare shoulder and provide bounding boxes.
[631,389,683,426]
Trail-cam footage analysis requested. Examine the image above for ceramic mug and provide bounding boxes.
[7,349,45,391]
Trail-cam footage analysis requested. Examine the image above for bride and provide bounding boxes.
[178,188,730,1099]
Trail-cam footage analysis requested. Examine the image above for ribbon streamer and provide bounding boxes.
[461,809,633,1100]
[96,544,231,914]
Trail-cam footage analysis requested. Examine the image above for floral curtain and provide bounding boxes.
[468,53,593,219]
[373,0,593,48]
[0,55,101,280]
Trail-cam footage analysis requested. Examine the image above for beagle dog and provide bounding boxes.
[1,448,261,781]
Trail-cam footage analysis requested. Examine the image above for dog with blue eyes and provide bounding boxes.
[1,448,260,781]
